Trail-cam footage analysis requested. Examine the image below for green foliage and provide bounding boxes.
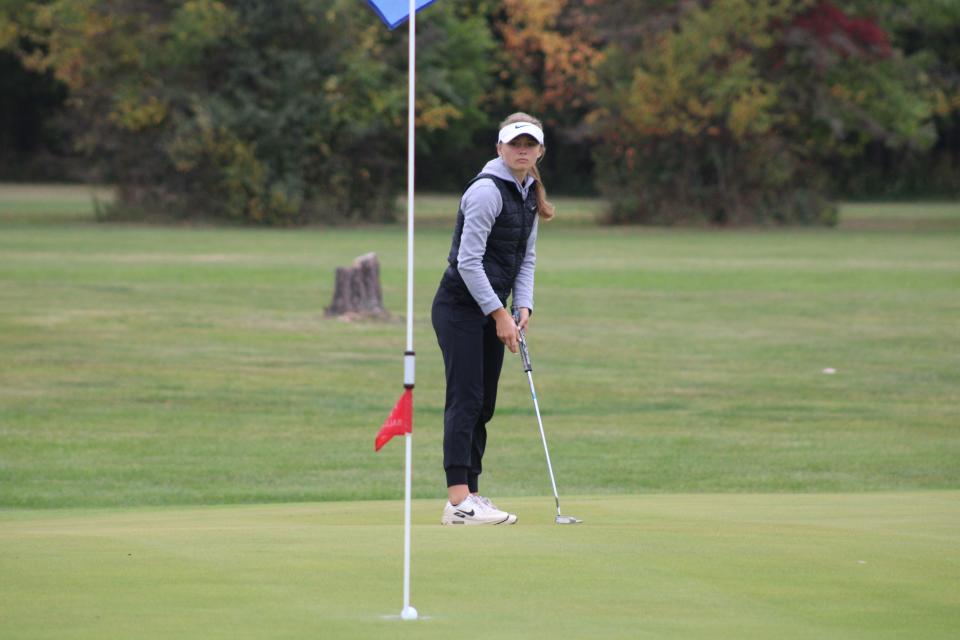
[11,0,494,223]
[620,0,788,140]
[389,0,498,192]
[0,1,28,49]
[825,0,960,198]
[4,0,957,219]
[591,0,939,225]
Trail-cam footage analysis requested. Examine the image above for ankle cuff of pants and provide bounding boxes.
[467,473,479,494]
[445,466,469,488]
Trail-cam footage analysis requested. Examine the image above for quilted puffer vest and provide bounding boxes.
[441,173,538,307]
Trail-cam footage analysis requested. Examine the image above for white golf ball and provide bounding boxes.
[401,606,419,621]
[822,368,836,375]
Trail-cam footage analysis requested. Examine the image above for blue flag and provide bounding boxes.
[366,0,437,29]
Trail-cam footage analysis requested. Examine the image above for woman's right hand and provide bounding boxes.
[492,308,519,353]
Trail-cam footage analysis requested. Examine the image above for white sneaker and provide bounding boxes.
[441,494,515,525]
[474,495,518,525]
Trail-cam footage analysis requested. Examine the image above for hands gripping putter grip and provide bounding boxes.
[513,310,582,525]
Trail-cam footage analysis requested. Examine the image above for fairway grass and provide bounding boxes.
[2,195,959,506]
[2,493,957,639]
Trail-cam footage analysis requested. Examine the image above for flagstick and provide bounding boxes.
[401,427,414,618]
[400,0,418,623]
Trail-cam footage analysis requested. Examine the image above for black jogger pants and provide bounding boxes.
[431,286,506,492]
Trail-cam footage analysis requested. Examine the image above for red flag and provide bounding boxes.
[375,389,413,451]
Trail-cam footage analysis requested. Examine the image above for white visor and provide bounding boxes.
[498,122,544,145]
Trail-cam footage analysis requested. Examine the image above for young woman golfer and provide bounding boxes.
[432,112,555,525]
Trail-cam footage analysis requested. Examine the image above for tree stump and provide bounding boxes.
[325,252,390,319]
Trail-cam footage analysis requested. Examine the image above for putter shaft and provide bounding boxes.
[524,368,562,517]
[515,316,579,523]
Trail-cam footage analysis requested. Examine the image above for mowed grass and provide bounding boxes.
[1,186,959,507]
[0,183,115,224]
[1,186,959,638]
[1,493,957,639]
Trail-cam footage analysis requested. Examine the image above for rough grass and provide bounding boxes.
[0,187,958,508]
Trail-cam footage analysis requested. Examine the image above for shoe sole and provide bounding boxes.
[441,514,517,526]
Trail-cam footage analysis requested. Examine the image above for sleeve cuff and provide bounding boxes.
[480,299,504,316]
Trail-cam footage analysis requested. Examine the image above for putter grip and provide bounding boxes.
[513,309,532,372]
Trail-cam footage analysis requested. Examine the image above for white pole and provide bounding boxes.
[400,0,417,623]
[405,7,416,356]
[401,427,414,618]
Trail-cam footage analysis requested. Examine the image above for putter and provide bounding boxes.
[513,310,582,525]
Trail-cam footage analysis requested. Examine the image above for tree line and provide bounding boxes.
[2,0,958,225]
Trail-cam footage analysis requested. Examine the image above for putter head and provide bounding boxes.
[555,514,582,525]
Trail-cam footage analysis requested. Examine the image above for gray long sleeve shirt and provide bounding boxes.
[457,157,539,316]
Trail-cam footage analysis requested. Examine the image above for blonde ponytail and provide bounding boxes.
[529,164,555,221]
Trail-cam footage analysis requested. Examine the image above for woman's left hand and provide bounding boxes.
[517,307,531,332]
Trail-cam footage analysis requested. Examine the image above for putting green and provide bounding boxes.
[2,493,957,639]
